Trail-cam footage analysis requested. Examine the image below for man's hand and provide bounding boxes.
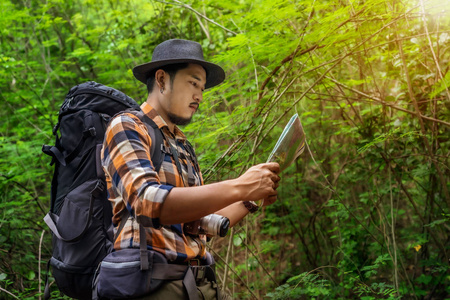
[233,162,281,203]
[161,162,280,225]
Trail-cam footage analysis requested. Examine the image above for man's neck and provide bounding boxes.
[146,94,176,133]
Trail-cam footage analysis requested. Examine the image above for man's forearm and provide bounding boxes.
[215,202,249,227]
[159,179,241,225]
[159,162,280,225]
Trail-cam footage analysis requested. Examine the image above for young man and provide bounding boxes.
[101,39,280,299]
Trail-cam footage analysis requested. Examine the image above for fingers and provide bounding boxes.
[258,163,280,206]
[272,174,280,184]
[258,163,280,183]
[261,163,280,192]
[272,181,280,190]
[236,162,281,202]
[263,194,278,207]
[262,162,280,174]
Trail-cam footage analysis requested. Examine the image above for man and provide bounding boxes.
[101,39,280,299]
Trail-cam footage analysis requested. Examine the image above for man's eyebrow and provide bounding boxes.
[191,75,202,82]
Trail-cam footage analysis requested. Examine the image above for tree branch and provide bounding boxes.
[156,0,238,35]
[327,77,450,127]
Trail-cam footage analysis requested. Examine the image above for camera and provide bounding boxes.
[184,214,230,237]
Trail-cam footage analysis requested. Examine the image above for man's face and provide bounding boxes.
[162,63,206,126]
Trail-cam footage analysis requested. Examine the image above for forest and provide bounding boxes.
[0,0,449,299]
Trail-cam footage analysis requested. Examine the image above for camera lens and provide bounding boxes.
[184,214,230,237]
[218,217,230,237]
[200,214,230,237]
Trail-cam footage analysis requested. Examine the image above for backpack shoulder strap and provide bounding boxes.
[125,110,165,173]
[184,140,199,173]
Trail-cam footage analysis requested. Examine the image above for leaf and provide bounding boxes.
[68,47,93,58]
[429,71,450,98]
[416,274,433,285]
[27,271,35,281]
[233,232,245,247]
[424,218,448,228]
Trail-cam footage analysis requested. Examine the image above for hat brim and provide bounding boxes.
[133,59,225,89]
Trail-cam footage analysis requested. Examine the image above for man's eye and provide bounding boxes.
[191,81,204,91]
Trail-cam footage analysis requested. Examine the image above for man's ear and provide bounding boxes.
[155,69,166,90]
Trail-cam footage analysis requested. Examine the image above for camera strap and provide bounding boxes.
[167,138,185,185]
[164,136,190,187]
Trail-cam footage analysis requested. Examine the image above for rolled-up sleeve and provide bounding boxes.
[101,113,173,228]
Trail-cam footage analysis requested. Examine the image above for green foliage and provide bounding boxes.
[266,273,332,299]
[1,0,449,299]
[266,271,400,300]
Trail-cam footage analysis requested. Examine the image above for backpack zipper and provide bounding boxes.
[71,88,137,107]
[101,260,141,269]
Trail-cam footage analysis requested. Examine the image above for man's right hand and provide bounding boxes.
[233,162,281,203]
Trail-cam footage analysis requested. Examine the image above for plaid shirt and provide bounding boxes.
[101,102,206,263]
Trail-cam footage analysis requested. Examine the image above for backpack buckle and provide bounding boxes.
[91,180,105,197]
[52,123,60,135]
[189,265,206,284]
[188,259,200,266]
[89,127,96,136]
[160,144,171,154]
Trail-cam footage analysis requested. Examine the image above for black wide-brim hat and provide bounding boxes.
[133,39,225,89]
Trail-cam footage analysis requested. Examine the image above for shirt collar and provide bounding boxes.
[140,102,187,141]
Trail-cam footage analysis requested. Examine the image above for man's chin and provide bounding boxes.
[168,112,192,126]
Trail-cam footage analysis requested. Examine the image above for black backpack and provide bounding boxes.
[42,81,167,299]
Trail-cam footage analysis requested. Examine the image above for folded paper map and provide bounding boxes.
[266,113,306,172]
[255,114,306,207]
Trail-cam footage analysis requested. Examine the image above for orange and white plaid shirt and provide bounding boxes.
[101,102,206,263]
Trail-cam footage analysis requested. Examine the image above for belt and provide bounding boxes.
[170,258,207,266]
[182,263,219,300]
[179,258,216,284]
[169,259,216,284]
[167,257,220,299]
[189,264,216,284]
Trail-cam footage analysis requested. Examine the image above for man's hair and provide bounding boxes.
[146,63,189,93]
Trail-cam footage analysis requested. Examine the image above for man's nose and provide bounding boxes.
[194,92,203,103]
